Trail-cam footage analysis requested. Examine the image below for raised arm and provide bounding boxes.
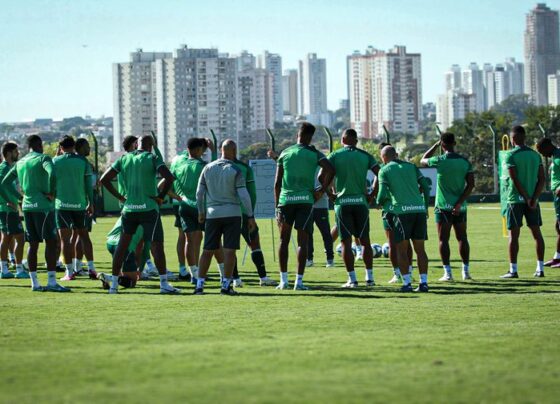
[420,141,441,166]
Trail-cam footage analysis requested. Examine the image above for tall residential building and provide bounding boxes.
[524,3,560,105]
[486,61,525,108]
[445,64,462,91]
[154,46,238,161]
[112,49,172,152]
[548,71,560,106]
[436,90,476,131]
[237,67,274,150]
[282,69,298,116]
[462,63,485,112]
[258,51,283,122]
[299,53,328,125]
[505,58,525,95]
[348,46,422,138]
[236,50,256,71]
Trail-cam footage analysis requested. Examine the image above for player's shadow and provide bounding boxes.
[428,282,560,295]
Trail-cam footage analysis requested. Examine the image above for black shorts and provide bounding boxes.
[85,215,93,232]
[107,243,137,273]
[23,211,57,242]
[55,209,87,230]
[121,210,164,242]
[0,211,24,235]
[204,217,241,250]
[179,204,204,233]
[506,203,542,230]
[334,204,370,241]
[241,214,259,244]
[434,208,467,225]
[387,212,428,243]
[277,204,313,234]
[173,205,181,228]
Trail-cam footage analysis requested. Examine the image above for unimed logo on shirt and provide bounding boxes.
[285,195,309,202]
[339,197,363,204]
[126,203,147,210]
[22,202,38,209]
[60,202,82,209]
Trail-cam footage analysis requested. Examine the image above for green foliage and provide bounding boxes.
[490,94,531,124]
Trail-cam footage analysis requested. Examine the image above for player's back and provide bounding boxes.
[278,144,324,204]
[53,153,89,210]
[171,155,205,205]
[506,146,542,203]
[329,146,376,202]
[201,159,243,218]
[433,153,471,208]
[16,151,53,211]
[380,159,425,213]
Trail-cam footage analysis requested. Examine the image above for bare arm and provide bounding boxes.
[452,172,475,215]
[530,165,546,209]
[420,141,441,166]
[315,159,335,201]
[508,167,530,203]
[274,164,283,208]
[154,165,175,202]
[196,171,207,217]
[100,168,125,203]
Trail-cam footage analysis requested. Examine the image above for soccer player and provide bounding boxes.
[421,133,475,281]
[0,141,27,279]
[536,138,560,268]
[53,136,95,281]
[194,139,255,295]
[274,122,335,290]
[501,126,546,278]
[327,129,379,287]
[376,146,430,292]
[169,147,188,281]
[0,135,69,292]
[306,169,335,268]
[100,135,179,294]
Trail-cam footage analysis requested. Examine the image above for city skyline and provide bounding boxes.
[1,0,558,122]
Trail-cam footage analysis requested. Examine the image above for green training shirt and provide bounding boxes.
[53,153,93,211]
[170,154,206,208]
[427,152,473,212]
[327,145,378,206]
[2,151,55,212]
[111,150,166,213]
[376,159,427,215]
[169,151,187,206]
[0,161,19,213]
[277,144,326,206]
[505,146,542,204]
[234,159,257,215]
[551,147,560,193]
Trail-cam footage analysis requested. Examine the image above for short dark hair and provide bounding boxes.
[122,135,138,151]
[75,138,89,152]
[441,132,455,145]
[298,122,316,137]
[27,135,42,149]
[343,128,358,138]
[59,135,75,149]
[187,137,204,151]
[378,142,391,150]
[536,137,553,149]
[1,141,18,158]
[511,125,526,137]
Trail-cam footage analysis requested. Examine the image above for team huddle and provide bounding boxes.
[0,122,559,295]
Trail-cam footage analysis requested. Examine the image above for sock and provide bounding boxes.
[217,263,225,276]
[72,258,81,273]
[443,265,452,276]
[179,264,187,276]
[222,277,232,289]
[408,265,414,276]
[402,273,411,286]
[30,272,40,288]
[393,267,402,277]
[196,278,205,289]
[87,261,95,271]
[0,261,9,274]
[348,270,357,283]
[16,264,24,274]
[537,261,544,272]
[111,275,119,290]
[189,265,199,279]
[146,259,155,271]
[9,252,15,261]
[554,251,560,259]
[159,274,169,287]
[281,272,288,284]
[420,273,428,284]
[47,271,57,286]
[462,263,469,273]
[510,263,518,273]
[251,250,267,278]
[296,274,304,284]
[365,269,373,282]
[65,264,73,277]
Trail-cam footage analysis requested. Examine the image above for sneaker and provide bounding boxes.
[193,288,204,295]
[325,260,335,268]
[233,279,243,288]
[179,272,192,282]
[276,282,290,290]
[45,283,71,292]
[365,280,375,287]
[552,262,560,269]
[305,259,314,267]
[260,278,278,287]
[341,280,358,288]
[533,270,545,278]
[145,266,159,277]
[160,284,181,294]
[500,271,519,279]
[221,286,239,296]
[293,283,309,291]
[544,258,560,267]
[190,277,198,285]
[0,272,14,279]
[438,273,453,282]
[88,270,98,280]
[388,274,403,284]
[60,273,75,281]
[55,263,65,273]
[15,271,30,279]
[462,272,472,280]
[414,283,429,292]
[31,285,45,292]
[400,284,413,292]
[75,268,89,276]
[166,271,178,281]
[108,288,118,294]
[97,273,111,290]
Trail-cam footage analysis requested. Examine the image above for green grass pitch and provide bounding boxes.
[1,203,559,403]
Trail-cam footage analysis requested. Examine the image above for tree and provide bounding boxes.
[491,94,532,124]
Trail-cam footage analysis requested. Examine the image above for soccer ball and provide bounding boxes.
[382,243,390,258]
[371,243,383,258]
[336,243,357,256]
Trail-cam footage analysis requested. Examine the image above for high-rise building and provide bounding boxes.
[282,69,298,116]
[154,46,238,161]
[112,49,172,152]
[299,53,328,125]
[548,71,560,106]
[236,50,256,71]
[462,63,485,112]
[348,46,422,138]
[524,3,560,105]
[505,57,525,96]
[436,90,476,131]
[445,64,462,92]
[486,60,525,108]
[259,51,283,123]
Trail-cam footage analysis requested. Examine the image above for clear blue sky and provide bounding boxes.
[0,0,557,122]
